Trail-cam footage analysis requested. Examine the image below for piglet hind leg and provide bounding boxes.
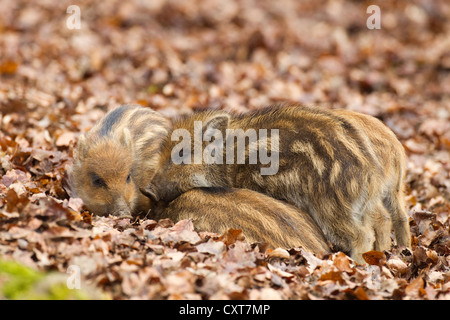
[383,189,411,248]
[349,225,376,265]
[372,202,393,252]
[317,213,374,265]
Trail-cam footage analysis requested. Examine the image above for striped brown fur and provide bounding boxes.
[145,105,411,263]
[72,104,171,217]
[152,188,331,255]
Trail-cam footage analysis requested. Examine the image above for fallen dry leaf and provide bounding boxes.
[363,251,387,266]
[218,228,245,246]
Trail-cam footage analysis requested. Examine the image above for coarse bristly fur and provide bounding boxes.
[71,104,171,217]
[151,187,331,255]
[145,105,411,264]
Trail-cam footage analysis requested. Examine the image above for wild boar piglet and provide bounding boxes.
[72,104,170,217]
[144,105,411,263]
[150,187,331,255]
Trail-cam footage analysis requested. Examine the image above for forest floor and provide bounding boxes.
[0,0,449,300]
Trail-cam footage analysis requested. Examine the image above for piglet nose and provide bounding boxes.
[140,183,159,202]
[113,197,132,218]
[116,210,132,219]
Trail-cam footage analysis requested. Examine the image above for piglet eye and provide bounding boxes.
[126,174,131,183]
[91,174,106,188]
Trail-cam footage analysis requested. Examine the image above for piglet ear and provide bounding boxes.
[202,113,230,140]
[75,134,89,161]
